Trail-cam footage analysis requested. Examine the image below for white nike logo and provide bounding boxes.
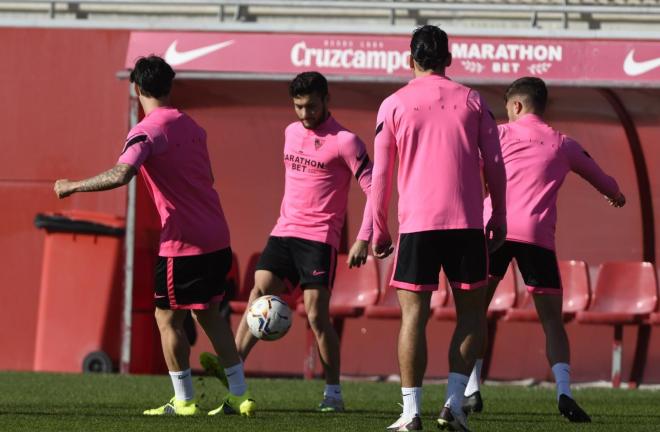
[164,39,235,66]
[623,50,660,76]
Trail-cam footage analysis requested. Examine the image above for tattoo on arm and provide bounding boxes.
[74,164,136,193]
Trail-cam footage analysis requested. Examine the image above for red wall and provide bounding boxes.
[0,27,130,370]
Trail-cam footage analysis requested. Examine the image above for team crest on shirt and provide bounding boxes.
[314,138,324,150]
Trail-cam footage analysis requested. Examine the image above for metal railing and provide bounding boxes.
[1,0,659,27]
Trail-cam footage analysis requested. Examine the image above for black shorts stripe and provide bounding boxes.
[375,122,384,136]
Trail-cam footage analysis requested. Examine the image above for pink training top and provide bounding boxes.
[372,74,506,247]
[271,115,373,250]
[484,113,620,251]
[118,107,230,257]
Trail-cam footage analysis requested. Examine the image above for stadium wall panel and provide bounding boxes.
[0,27,129,371]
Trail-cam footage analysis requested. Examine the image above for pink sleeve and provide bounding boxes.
[562,137,620,198]
[371,96,398,247]
[473,91,507,223]
[339,134,373,242]
[117,128,153,169]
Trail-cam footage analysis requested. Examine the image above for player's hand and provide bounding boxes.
[347,240,369,268]
[486,217,506,253]
[607,192,626,208]
[373,240,394,260]
[54,179,76,199]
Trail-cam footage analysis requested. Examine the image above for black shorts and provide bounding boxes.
[154,247,232,310]
[255,236,337,289]
[392,229,488,291]
[489,241,561,295]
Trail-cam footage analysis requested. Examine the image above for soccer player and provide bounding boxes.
[463,77,625,423]
[201,71,374,412]
[53,56,254,417]
[372,25,507,432]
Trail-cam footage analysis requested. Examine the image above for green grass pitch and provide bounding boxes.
[1,372,659,431]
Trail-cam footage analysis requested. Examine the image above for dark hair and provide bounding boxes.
[289,71,328,98]
[410,25,449,71]
[129,55,176,99]
[505,77,548,113]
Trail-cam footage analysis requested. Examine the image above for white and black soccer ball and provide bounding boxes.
[246,295,292,341]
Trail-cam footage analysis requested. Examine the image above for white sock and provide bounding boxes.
[552,362,572,400]
[444,372,469,413]
[465,359,483,396]
[225,362,248,396]
[169,369,194,401]
[402,387,422,418]
[324,384,342,400]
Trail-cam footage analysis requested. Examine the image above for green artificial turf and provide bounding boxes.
[0,372,659,431]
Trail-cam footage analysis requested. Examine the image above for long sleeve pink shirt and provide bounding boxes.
[372,74,506,247]
[271,115,373,250]
[484,113,620,250]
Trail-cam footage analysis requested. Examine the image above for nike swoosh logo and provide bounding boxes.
[154,294,167,299]
[623,50,660,76]
[312,270,326,276]
[165,40,235,67]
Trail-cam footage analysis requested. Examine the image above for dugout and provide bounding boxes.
[118,28,660,383]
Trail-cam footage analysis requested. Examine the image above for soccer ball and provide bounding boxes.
[246,295,292,341]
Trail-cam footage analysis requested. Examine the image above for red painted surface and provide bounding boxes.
[0,27,129,371]
[3,26,660,382]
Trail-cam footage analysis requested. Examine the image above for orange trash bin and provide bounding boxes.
[33,210,125,373]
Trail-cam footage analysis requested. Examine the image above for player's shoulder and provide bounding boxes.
[329,119,363,147]
[464,85,489,112]
[497,121,512,136]
[285,121,302,135]
[128,119,156,141]
[378,92,401,112]
[558,132,582,152]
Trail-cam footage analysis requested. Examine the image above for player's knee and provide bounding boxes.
[306,310,329,333]
[154,309,178,332]
[401,306,429,327]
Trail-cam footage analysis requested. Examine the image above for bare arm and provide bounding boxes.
[54,163,137,198]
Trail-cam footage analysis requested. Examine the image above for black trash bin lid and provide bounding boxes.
[34,212,125,237]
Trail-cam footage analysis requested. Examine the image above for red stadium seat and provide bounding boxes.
[576,261,658,387]
[364,263,448,319]
[435,262,517,321]
[560,260,592,318]
[504,260,591,322]
[297,255,380,318]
